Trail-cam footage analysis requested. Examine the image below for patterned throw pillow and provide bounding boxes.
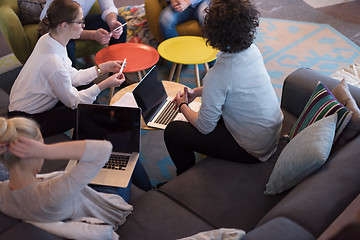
[287,81,352,141]
[18,0,46,25]
[118,4,158,48]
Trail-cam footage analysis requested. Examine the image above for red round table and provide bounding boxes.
[94,43,159,102]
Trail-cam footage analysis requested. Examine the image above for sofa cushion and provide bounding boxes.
[157,112,297,232]
[243,217,315,240]
[265,114,337,195]
[288,82,352,142]
[18,0,46,25]
[117,190,214,240]
[258,135,360,238]
[158,148,287,231]
[332,79,360,149]
[0,221,61,240]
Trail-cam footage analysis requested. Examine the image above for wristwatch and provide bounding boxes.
[96,65,103,75]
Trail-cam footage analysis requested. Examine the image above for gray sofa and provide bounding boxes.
[1,68,360,239]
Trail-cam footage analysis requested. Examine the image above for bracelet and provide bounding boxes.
[96,66,103,75]
[178,102,188,113]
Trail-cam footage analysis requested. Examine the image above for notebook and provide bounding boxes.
[65,104,141,188]
[132,65,182,129]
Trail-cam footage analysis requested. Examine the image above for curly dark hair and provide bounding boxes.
[202,0,260,53]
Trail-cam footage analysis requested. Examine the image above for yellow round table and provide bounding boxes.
[158,36,219,87]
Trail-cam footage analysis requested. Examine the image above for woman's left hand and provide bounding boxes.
[8,136,45,159]
[172,87,189,109]
[99,61,123,73]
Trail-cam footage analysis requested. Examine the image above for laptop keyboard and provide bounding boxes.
[154,101,179,125]
[103,154,130,170]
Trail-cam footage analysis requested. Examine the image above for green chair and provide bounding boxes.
[145,0,202,43]
[0,0,105,64]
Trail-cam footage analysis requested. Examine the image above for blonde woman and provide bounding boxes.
[0,116,135,231]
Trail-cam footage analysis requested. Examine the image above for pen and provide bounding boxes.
[119,58,127,75]
[112,22,127,32]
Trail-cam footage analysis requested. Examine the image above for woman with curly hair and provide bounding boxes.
[164,0,283,175]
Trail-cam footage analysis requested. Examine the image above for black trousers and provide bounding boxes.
[8,102,76,138]
[164,119,259,175]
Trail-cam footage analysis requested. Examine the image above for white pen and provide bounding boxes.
[112,22,127,32]
[118,58,127,75]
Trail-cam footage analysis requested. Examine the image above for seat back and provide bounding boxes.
[0,0,104,64]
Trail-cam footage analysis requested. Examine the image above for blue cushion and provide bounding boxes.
[264,114,337,195]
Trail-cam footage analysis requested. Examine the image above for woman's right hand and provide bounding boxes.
[97,73,126,91]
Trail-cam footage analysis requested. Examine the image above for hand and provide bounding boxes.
[8,136,45,159]
[109,21,124,40]
[99,61,123,73]
[93,28,111,44]
[172,87,189,109]
[99,73,126,91]
[186,87,197,104]
[171,0,191,12]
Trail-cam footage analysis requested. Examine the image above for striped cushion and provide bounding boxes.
[288,81,352,141]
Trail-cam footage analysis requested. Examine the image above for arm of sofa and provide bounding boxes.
[242,217,315,240]
[0,6,32,64]
[281,68,360,118]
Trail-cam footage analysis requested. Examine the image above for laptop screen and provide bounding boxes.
[76,104,141,153]
[132,66,167,123]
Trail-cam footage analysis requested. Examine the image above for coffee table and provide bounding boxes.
[157,36,218,87]
[110,81,201,129]
[94,43,159,103]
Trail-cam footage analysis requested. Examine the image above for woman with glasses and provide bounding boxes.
[40,0,127,66]
[8,0,126,138]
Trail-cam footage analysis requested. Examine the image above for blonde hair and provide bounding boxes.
[0,117,42,168]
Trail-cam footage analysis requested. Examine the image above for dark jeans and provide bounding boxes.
[164,119,259,175]
[90,160,152,203]
[67,14,128,66]
[8,101,76,138]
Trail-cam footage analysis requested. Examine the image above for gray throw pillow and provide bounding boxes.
[18,0,46,25]
[264,114,337,195]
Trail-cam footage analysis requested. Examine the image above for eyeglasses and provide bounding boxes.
[71,19,85,26]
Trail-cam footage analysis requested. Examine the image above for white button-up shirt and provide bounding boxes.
[9,34,100,114]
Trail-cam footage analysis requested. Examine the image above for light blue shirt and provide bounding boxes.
[195,44,283,160]
[40,0,118,22]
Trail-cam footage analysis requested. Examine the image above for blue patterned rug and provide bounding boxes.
[1,18,360,186]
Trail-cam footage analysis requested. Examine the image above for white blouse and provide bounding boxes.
[9,34,100,114]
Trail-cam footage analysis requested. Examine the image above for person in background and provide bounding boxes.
[9,0,126,138]
[40,0,127,66]
[159,0,210,40]
[0,116,151,235]
[164,0,283,175]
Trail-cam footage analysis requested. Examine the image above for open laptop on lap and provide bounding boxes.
[65,104,141,188]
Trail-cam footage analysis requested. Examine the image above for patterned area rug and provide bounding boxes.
[1,10,360,185]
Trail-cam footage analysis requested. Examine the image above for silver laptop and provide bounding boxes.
[132,65,179,129]
[65,104,141,188]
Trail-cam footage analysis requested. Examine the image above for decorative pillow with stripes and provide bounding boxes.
[287,81,353,141]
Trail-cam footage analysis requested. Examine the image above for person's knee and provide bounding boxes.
[164,121,180,144]
[159,6,177,27]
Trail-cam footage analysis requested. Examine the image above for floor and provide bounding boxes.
[0,0,359,57]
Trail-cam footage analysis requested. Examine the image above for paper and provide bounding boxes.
[174,101,201,122]
[112,92,138,108]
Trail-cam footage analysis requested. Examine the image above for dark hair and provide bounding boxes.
[38,0,80,36]
[202,0,260,53]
